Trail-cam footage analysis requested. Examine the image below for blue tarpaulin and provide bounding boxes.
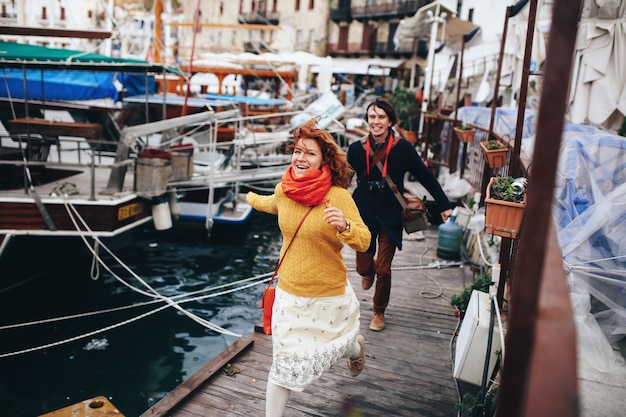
[0,41,158,101]
[0,68,154,101]
[551,126,626,373]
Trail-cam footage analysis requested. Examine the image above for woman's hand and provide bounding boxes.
[322,203,348,233]
[245,191,257,203]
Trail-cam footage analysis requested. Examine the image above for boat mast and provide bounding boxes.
[182,0,201,116]
[152,0,163,63]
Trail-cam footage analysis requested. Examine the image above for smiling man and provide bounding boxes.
[347,98,453,332]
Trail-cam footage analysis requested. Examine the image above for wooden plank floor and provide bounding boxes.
[142,226,474,417]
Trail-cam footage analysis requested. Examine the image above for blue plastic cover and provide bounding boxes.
[552,126,626,372]
[0,68,154,101]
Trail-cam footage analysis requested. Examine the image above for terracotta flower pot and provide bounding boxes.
[480,141,509,168]
[485,177,526,239]
[454,126,475,143]
[397,126,417,144]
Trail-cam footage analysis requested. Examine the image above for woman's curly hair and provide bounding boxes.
[286,117,354,188]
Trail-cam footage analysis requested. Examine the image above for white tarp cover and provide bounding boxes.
[568,0,626,129]
[310,58,405,76]
[500,2,548,105]
[458,105,626,372]
[551,125,626,372]
[393,1,480,52]
[192,51,334,93]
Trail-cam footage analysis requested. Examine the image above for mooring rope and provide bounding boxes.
[0,200,463,358]
[61,201,243,336]
[0,275,271,358]
[89,239,101,280]
[0,271,272,332]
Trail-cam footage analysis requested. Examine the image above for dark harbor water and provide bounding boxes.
[0,212,282,417]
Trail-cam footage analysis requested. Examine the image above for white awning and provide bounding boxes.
[311,58,406,76]
[394,0,480,52]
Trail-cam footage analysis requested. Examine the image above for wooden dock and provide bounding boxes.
[141,227,474,417]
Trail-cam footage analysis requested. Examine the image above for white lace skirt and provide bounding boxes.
[268,281,360,392]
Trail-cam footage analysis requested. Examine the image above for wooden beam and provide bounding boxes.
[139,335,255,417]
[191,66,297,79]
[8,118,102,140]
[0,26,111,39]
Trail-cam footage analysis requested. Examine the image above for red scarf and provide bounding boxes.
[281,164,332,206]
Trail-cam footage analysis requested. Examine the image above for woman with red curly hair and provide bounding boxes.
[247,117,371,416]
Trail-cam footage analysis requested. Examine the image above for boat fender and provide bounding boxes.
[169,192,181,220]
[152,195,173,231]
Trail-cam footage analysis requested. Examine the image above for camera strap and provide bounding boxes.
[359,134,399,182]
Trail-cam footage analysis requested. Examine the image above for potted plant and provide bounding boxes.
[453,124,476,143]
[450,273,493,318]
[480,139,509,168]
[388,87,419,143]
[484,176,526,239]
[424,111,437,120]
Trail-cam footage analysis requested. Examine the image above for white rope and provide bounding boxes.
[476,230,494,267]
[564,255,626,274]
[62,200,241,336]
[0,276,270,358]
[0,272,272,331]
[492,296,506,362]
[89,239,101,280]
[412,230,445,299]
[0,304,171,358]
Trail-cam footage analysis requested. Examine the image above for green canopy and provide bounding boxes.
[0,41,169,72]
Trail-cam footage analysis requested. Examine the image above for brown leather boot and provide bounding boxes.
[361,275,374,290]
[369,313,385,331]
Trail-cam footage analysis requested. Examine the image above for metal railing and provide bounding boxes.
[423,71,577,417]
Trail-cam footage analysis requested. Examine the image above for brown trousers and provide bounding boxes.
[355,227,396,314]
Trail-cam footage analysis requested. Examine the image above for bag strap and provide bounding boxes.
[376,160,410,210]
[260,206,314,303]
[360,134,417,212]
[358,134,399,182]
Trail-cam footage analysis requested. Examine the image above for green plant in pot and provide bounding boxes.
[486,139,503,150]
[489,176,525,204]
[388,87,420,132]
[480,139,508,168]
[453,123,476,143]
[485,176,527,239]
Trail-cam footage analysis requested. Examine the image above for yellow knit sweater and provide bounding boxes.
[247,184,371,297]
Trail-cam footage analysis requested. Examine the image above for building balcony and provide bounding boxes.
[243,40,272,53]
[238,11,280,25]
[351,0,429,22]
[330,6,351,23]
[373,41,428,59]
[0,15,17,25]
[326,42,375,58]
[326,40,428,59]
